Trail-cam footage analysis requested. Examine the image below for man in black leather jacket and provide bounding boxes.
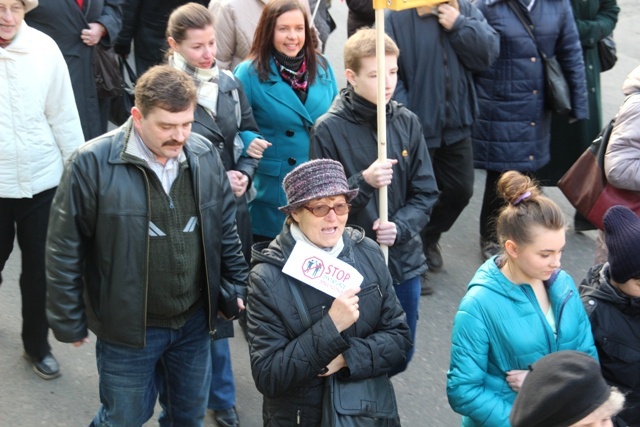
[45,65,249,426]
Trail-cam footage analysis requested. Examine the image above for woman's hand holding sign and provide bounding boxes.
[329,287,361,332]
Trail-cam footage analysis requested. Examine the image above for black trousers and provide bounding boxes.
[421,137,475,248]
[0,187,56,359]
[479,170,503,243]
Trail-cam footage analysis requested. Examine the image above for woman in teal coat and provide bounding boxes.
[234,0,338,240]
[539,0,619,191]
[447,171,597,427]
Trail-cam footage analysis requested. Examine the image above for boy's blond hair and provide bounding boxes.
[344,28,400,74]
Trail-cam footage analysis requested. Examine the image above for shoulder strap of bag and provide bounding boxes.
[289,281,312,329]
[507,0,548,60]
[595,94,636,167]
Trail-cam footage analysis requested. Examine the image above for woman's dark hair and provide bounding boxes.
[496,171,566,246]
[166,3,214,57]
[249,0,325,83]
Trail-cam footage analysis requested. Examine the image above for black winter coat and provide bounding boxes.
[46,120,249,348]
[26,0,123,140]
[114,0,208,73]
[191,70,261,339]
[248,225,411,426]
[580,264,640,426]
[311,88,439,284]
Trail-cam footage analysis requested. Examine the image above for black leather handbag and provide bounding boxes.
[321,374,399,427]
[508,0,571,115]
[109,57,137,126]
[94,44,122,99]
[598,34,617,72]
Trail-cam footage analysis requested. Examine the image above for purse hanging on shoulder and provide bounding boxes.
[558,96,640,229]
[507,0,571,115]
[598,34,617,72]
[287,281,400,427]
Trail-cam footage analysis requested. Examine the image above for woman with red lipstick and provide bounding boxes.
[166,4,266,426]
[248,159,410,426]
[234,0,338,243]
[446,171,598,427]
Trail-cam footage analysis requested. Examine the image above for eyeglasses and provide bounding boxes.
[303,203,351,217]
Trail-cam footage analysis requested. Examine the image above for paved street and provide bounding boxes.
[1,1,639,426]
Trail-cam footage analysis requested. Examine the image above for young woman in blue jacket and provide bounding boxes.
[234,0,338,241]
[446,171,597,427]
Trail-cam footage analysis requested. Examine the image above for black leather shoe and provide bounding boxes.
[420,271,434,296]
[213,407,239,427]
[424,241,443,272]
[24,352,61,380]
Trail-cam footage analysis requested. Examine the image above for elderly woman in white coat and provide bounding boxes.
[0,0,84,380]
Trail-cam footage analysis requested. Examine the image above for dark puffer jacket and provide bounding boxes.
[247,225,411,426]
[311,88,439,285]
[580,264,640,426]
[473,0,588,172]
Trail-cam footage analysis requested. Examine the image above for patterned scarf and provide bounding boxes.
[169,51,220,117]
[273,49,309,92]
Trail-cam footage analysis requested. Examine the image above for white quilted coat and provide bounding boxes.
[0,23,84,198]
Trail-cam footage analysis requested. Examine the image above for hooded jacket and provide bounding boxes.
[46,119,249,348]
[311,88,439,284]
[247,225,411,426]
[580,263,640,426]
[447,257,597,427]
[604,66,640,192]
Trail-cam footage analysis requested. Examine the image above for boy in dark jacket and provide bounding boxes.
[580,205,640,427]
[310,29,439,374]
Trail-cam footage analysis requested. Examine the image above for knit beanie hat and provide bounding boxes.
[603,205,640,283]
[510,351,610,427]
[279,159,358,214]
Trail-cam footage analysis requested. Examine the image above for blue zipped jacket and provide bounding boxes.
[447,257,597,427]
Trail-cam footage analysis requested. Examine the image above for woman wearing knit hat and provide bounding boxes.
[246,159,411,426]
[510,350,625,427]
[447,171,598,426]
[580,205,640,426]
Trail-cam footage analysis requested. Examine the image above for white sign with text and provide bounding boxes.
[282,241,364,298]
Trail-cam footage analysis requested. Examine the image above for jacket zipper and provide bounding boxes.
[296,409,301,425]
[555,290,573,343]
[521,285,553,352]
[136,165,151,348]
[192,157,216,338]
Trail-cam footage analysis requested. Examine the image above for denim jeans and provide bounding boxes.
[91,309,211,427]
[389,275,420,376]
[0,188,55,359]
[208,338,236,411]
